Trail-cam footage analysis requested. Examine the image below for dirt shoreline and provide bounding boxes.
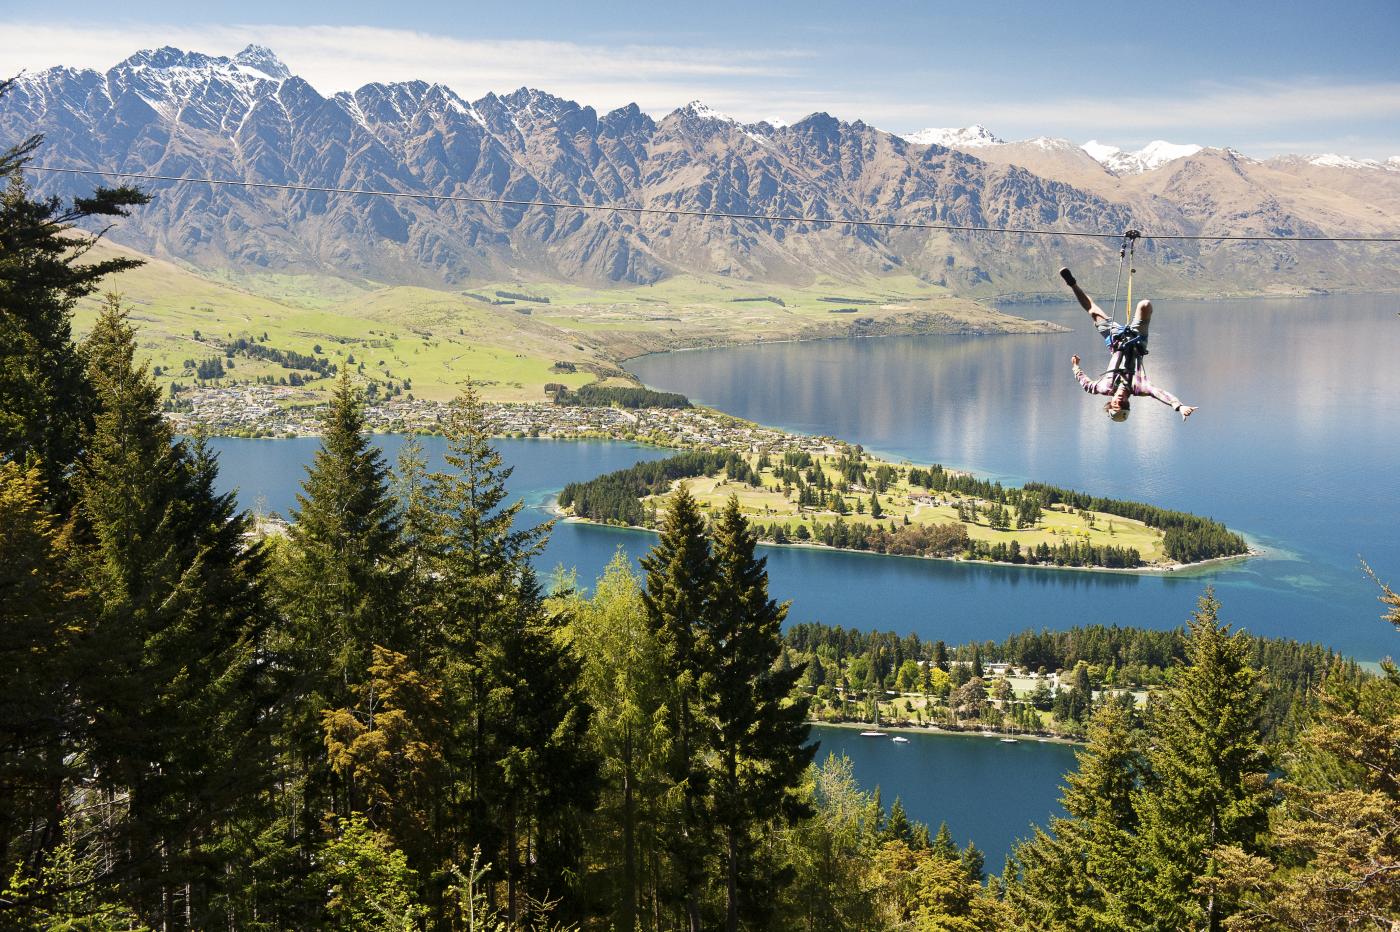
[807,719,1086,746]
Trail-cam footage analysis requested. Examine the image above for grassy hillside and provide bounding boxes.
[77,240,1062,403]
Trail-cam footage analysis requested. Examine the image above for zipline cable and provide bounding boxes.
[24,164,1400,244]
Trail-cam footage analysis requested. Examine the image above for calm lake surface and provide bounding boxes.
[631,294,1400,661]
[809,726,1079,866]
[205,292,1397,866]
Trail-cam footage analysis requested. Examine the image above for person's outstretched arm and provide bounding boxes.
[1140,379,1196,419]
[1071,355,1110,395]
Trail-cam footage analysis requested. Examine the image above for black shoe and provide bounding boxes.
[1059,267,1077,287]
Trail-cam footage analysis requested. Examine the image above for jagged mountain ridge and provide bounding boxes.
[5,46,1399,296]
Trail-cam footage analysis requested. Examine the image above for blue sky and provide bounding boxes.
[6,0,1400,157]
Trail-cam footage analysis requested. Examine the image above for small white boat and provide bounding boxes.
[1000,737,1019,744]
[891,736,910,744]
[980,731,996,738]
[859,731,886,737]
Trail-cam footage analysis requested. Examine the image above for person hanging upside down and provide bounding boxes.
[1059,267,1196,422]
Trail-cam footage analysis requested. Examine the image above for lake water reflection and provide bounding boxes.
[630,294,1400,660]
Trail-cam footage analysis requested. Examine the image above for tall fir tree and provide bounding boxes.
[1131,590,1271,930]
[422,384,557,919]
[74,295,275,927]
[705,496,815,931]
[279,370,406,846]
[640,486,716,932]
[284,368,406,695]
[1211,571,1400,928]
[1010,700,1146,930]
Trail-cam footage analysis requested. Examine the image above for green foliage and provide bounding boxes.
[557,450,737,524]
[1022,481,1247,561]
[706,496,816,929]
[553,383,691,408]
[1006,591,1275,931]
[562,553,671,932]
[0,104,149,503]
[317,815,427,931]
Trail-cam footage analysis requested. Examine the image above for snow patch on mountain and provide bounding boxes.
[1308,153,1400,171]
[1083,139,1202,174]
[903,124,1004,147]
[1020,136,1078,152]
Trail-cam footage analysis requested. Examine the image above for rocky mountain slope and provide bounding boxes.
[6,46,1399,299]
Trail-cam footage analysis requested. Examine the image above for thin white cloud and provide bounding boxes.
[958,80,1400,133]
[2,22,807,102]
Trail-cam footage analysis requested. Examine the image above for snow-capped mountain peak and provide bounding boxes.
[1082,139,1202,175]
[675,100,736,123]
[231,44,291,82]
[903,123,1005,148]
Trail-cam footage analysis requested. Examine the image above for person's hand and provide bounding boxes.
[1071,354,1081,366]
[1179,405,1196,420]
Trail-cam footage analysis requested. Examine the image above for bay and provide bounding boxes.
[808,725,1079,867]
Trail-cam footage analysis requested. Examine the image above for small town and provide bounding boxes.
[163,383,838,456]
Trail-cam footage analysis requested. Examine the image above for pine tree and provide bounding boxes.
[930,822,959,861]
[284,369,406,693]
[960,840,985,884]
[884,798,915,847]
[275,369,407,895]
[0,109,148,505]
[490,567,599,922]
[640,486,715,932]
[1010,700,1146,930]
[706,496,815,930]
[392,435,437,670]
[1211,571,1400,928]
[74,296,275,926]
[423,384,556,918]
[1131,590,1270,930]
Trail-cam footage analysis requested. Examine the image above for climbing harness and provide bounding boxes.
[1100,230,1148,395]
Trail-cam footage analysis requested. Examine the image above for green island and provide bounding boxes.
[559,448,1250,569]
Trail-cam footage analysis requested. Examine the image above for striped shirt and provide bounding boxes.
[1073,363,1183,409]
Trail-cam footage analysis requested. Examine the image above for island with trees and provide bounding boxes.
[558,447,1251,570]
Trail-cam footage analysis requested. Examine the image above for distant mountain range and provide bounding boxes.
[5,45,1399,297]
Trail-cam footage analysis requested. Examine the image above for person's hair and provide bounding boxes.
[1105,401,1130,422]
